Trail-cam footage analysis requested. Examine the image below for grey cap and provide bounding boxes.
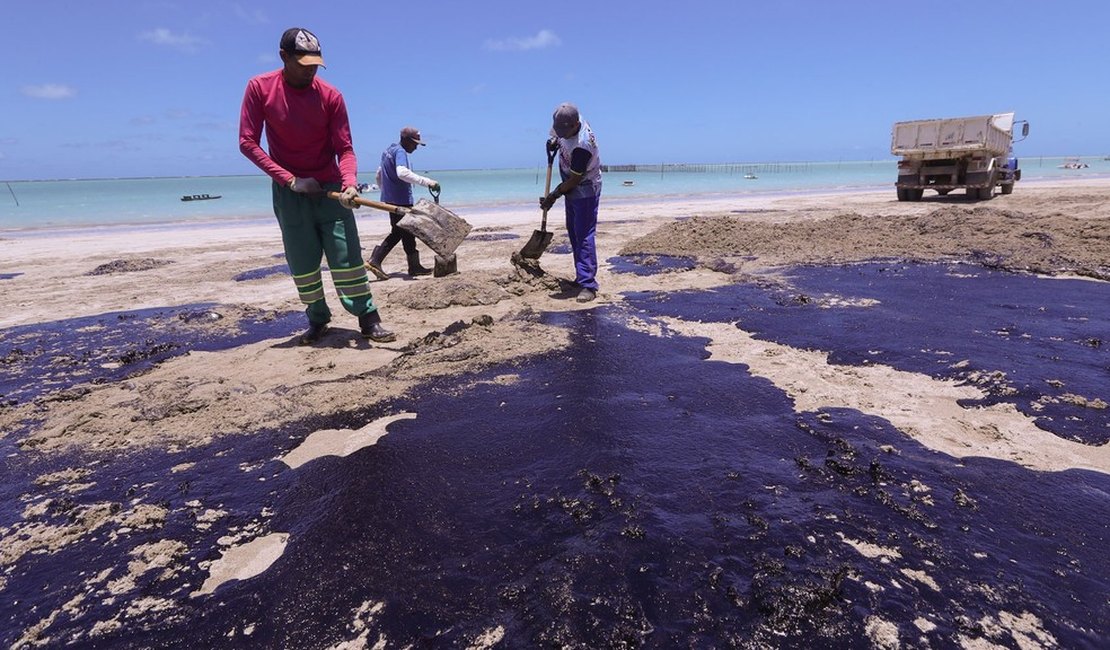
[280,28,325,67]
[552,102,579,137]
[400,126,425,146]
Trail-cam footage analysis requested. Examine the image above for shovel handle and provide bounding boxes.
[540,146,557,233]
[327,191,407,213]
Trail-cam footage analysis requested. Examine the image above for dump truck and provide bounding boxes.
[891,112,1029,201]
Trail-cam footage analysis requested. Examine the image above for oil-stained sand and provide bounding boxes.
[1,183,1107,647]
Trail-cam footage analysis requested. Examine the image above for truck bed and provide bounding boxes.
[891,113,1014,158]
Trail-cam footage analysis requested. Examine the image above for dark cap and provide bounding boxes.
[400,126,425,146]
[552,102,580,138]
[280,28,326,67]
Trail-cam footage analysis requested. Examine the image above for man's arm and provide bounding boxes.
[396,165,438,189]
[392,147,438,189]
[541,147,591,209]
[329,94,359,189]
[238,79,294,186]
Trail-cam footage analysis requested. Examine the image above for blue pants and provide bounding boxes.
[565,193,600,291]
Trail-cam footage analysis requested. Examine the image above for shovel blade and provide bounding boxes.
[433,253,458,277]
[518,230,554,259]
[395,199,472,258]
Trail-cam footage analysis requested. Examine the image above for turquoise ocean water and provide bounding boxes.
[2,156,1108,231]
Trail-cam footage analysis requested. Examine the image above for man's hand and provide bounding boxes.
[338,185,360,209]
[539,192,559,211]
[546,137,559,154]
[429,182,441,193]
[289,177,323,194]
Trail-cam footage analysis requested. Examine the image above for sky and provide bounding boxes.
[3,0,1109,180]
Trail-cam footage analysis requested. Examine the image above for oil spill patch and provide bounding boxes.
[626,262,1110,445]
[608,254,697,276]
[233,264,288,281]
[0,305,303,408]
[0,272,23,280]
[5,306,1105,647]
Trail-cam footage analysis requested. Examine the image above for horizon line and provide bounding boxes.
[2,153,1103,183]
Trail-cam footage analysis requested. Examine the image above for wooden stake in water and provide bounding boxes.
[6,182,18,207]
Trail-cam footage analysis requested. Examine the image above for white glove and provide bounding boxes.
[288,177,323,194]
[338,185,360,209]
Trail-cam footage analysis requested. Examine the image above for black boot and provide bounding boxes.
[406,251,432,276]
[359,310,396,343]
[299,321,330,345]
[366,245,388,280]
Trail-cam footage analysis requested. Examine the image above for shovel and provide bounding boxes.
[427,185,459,277]
[517,145,558,259]
[328,191,471,259]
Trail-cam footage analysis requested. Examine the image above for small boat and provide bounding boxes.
[181,193,221,201]
[1058,157,1088,170]
[744,173,758,180]
[622,180,635,186]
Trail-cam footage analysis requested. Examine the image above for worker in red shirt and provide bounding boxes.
[239,27,395,345]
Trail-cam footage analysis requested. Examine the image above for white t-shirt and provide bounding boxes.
[552,119,602,198]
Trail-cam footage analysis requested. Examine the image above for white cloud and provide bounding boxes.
[139,28,205,52]
[483,29,561,52]
[21,84,77,100]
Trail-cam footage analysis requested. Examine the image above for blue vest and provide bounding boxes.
[379,143,413,206]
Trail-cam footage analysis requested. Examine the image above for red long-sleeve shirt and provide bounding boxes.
[239,69,358,188]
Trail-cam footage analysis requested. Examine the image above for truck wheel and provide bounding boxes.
[908,188,924,201]
[1000,183,1014,195]
[936,189,951,196]
[896,188,907,201]
[980,171,998,200]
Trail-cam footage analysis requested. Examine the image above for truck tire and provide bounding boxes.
[1000,182,1014,195]
[896,188,907,201]
[977,171,998,200]
[936,189,951,196]
[908,188,924,201]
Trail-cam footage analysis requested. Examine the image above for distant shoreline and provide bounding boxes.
[3,154,1107,183]
[6,176,1110,239]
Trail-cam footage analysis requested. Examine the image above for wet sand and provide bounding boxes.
[1,179,1108,646]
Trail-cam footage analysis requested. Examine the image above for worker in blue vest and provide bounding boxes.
[367,126,440,279]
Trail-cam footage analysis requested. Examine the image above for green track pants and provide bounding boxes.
[272,182,376,325]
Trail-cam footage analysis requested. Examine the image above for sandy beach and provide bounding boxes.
[4,180,1108,465]
[2,180,1108,647]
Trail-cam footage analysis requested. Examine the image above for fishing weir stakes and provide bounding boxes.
[602,162,814,175]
